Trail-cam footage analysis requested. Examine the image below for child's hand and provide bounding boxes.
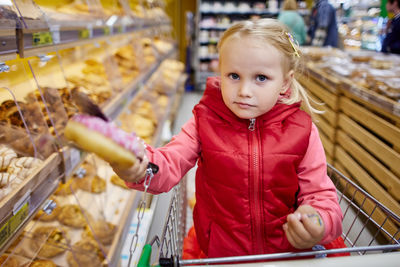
[110,154,149,184]
[283,205,324,249]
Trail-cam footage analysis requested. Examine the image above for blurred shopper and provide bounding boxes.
[382,0,400,54]
[278,0,307,45]
[308,0,339,47]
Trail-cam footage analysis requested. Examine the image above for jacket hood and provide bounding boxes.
[196,77,301,129]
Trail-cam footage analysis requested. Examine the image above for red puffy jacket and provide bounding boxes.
[192,77,312,257]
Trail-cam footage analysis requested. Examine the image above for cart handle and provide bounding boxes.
[138,244,161,267]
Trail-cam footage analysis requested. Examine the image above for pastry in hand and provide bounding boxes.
[64,114,145,168]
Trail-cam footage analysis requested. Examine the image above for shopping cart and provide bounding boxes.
[137,164,400,266]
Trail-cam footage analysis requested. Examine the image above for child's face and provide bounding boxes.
[219,36,293,119]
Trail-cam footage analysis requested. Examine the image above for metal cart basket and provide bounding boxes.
[138,164,400,266]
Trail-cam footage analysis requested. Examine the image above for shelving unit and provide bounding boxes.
[0,1,184,266]
[193,0,280,90]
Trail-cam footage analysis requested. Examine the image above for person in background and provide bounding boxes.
[308,0,339,47]
[382,0,400,54]
[278,0,307,45]
[113,19,345,259]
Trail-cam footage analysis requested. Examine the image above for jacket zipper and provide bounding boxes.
[249,118,264,253]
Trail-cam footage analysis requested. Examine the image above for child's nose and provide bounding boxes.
[238,81,252,97]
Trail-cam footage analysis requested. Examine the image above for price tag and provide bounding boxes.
[0,202,29,247]
[32,32,53,46]
[79,29,90,39]
[103,26,112,36]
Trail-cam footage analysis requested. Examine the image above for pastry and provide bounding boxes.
[54,178,79,196]
[30,226,70,258]
[0,172,23,200]
[76,175,106,193]
[66,238,105,267]
[0,254,18,267]
[7,157,43,178]
[82,220,116,245]
[58,204,89,228]
[64,114,145,168]
[27,259,57,267]
[110,174,129,189]
[0,145,17,171]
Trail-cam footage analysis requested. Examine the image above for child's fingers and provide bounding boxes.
[301,214,324,238]
[286,214,313,246]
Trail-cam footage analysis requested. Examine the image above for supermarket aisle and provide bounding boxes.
[172,91,202,135]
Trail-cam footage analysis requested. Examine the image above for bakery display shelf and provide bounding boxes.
[0,152,63,254]
[104,46,177,121]
[0,45,177,258]
[17,22,170,58]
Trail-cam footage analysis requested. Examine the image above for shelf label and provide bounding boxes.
[0,202,29,248]
[79,29,91,39]
[32,32,53,46]
[103,26,112,36]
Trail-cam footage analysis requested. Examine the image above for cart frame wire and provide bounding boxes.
[153,164,400,266]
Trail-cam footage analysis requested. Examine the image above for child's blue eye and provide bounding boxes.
[229,73,240,80]
[256,75,267,82]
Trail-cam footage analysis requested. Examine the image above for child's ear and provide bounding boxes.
[281,70,294,94]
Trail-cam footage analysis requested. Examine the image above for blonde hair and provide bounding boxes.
[282,0,298,10]
[217,19,322,115]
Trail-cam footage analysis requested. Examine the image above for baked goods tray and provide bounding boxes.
[0,152,62,255]
[3,156,139,266]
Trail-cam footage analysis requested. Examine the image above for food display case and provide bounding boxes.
[0,1,186,266]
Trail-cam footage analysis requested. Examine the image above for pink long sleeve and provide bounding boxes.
[126,117,201,194]
[297,123,343,244]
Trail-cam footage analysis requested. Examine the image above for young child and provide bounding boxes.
[112,19,343,258]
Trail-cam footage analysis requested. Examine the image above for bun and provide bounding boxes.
[82,220,116,245]
[58,204,90,228]
[27,259,57,267]
[0,146,17,171]
[77,175,106,193]
[66,238,105,267]
[30,226,70,258]
[0,254,18,267]
[64,114,144,168]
